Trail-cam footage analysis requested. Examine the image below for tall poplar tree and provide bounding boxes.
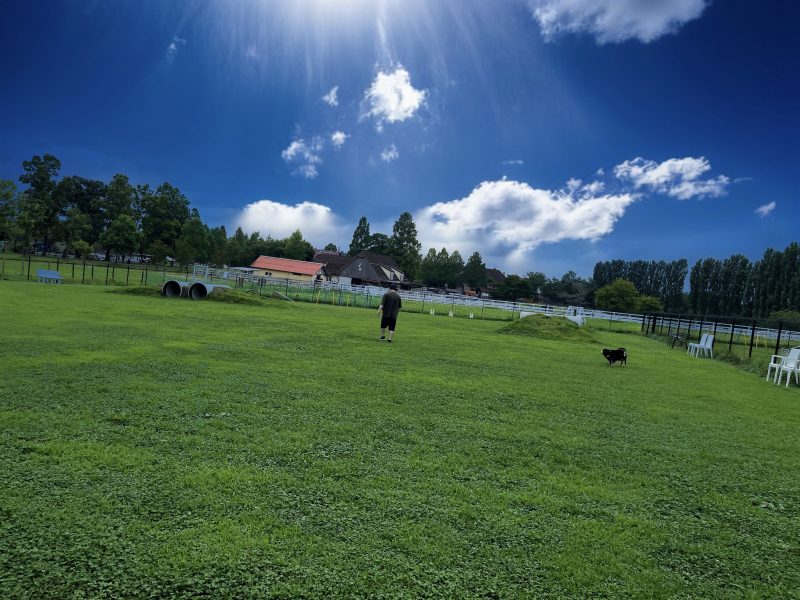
[348,217,371,255]
[388,211,422,279]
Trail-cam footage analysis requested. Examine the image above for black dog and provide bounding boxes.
[602,348,627,366]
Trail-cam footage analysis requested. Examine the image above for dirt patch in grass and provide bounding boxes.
[498,313,596,342]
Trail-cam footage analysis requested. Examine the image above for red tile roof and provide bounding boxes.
[250,256,324,276]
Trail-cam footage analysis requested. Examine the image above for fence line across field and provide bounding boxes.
[190,264,647,323]
[189,264,800,341]
[643,313,800,358]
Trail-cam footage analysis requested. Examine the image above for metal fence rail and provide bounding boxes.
[643,313,800,358]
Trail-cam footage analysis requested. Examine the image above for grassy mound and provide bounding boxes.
[499,313,596,342]
[107,285,162,297]
[108,285,283,307]
[206,287,282,306]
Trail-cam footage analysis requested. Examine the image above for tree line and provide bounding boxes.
[688,242,800,318]
[344,215,596,302]
[593,259,688,311]
[594,244,800,318]
[0,154,318,265]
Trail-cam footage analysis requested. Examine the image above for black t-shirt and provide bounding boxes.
[381,291,402,319]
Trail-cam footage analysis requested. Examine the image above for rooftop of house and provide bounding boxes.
[250,256,325,276]
[486,268,506,283]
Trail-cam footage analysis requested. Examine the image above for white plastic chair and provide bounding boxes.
[767,348,795,383]
[776,348,800,387]
[688,333,709,358]
[699,334,714,358]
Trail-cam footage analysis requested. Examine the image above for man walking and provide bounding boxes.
[377,283,402,343]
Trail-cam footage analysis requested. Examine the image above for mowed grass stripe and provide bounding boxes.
[0,282,798,598]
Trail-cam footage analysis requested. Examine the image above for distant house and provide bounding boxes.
[250,256,325,282]
[314,251,409,288]
[485,268,506,295]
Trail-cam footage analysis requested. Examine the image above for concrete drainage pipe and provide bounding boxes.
[162,280,190,298]
[189,282,229,300]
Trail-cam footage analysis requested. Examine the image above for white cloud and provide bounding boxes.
[528,0,708,44]
[502,160,524,166]
[166,36,186,61]
[245,45,260,60]
[755,201,776,218]
[380,144,399,163]
[331,131,348,149]
[281,137,324,179]
[362,66,427,129]
[322,86,339,107]
[614,156,729,200]
[415,179,637,260]
[296,164,318,179]
[237,200,349,244]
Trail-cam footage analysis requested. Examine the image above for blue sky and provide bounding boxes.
[1,0,797,276]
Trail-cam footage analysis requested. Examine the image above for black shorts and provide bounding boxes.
[380,315,397,331]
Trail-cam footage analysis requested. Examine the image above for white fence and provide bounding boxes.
[190,264,646,323]
[190,264,800,343]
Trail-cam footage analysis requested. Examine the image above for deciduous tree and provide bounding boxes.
[463,252,487,289]
[595,279,640,313]
[0,179,18,247]
[100,215,138,260]
[18,154,62,252]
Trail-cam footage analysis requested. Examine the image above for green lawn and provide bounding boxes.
[1,281,798,598]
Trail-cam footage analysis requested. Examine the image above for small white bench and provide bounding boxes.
[36,269,62,284]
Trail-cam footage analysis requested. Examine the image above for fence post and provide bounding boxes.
[748,320,757,358]
[105,263,110,285]
[774,321,783,357]
[641,313,646,332]
[728,318,735,352]
[71,263,75,279]
[712,321,718,353]
[422,290,426,314]
[481,300,485,320]
[126,263,130,284]
[697,318,704,342]
[56,257,60,270]
[27,254,31,280]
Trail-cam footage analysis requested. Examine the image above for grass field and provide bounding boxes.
[1,281,799,598]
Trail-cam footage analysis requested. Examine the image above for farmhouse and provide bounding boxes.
[250,256,324,282]
[314,251,409,288]
[485,268,506,295]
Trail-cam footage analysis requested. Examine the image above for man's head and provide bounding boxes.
[389,283,398,291]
